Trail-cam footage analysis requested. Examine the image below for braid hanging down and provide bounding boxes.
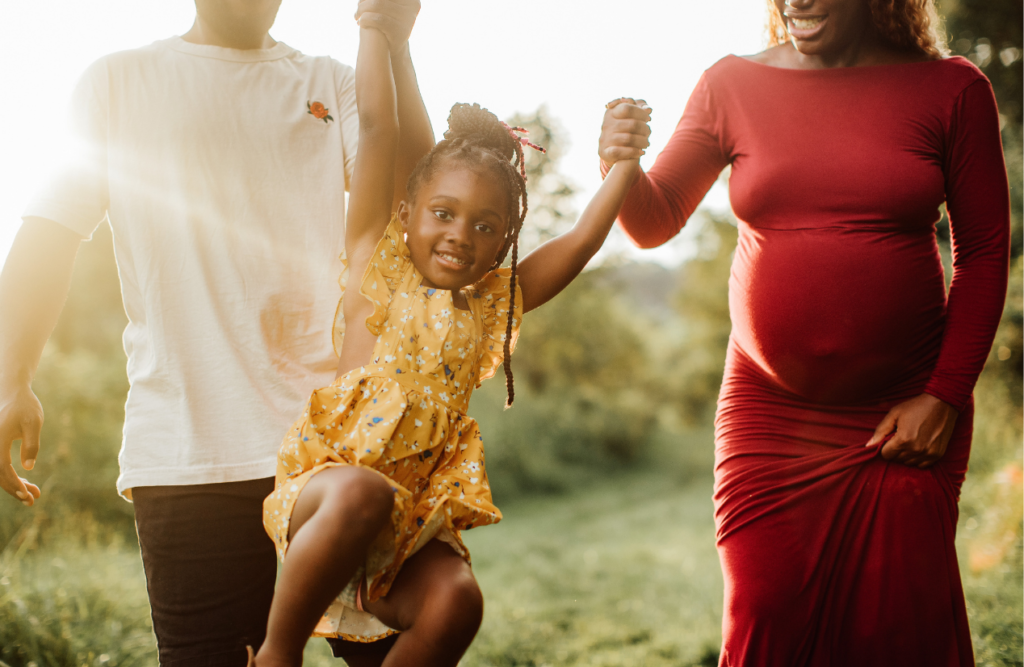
[405,103,544,407]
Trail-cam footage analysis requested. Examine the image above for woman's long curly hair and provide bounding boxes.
[766,0,948,59]
[406,103,543,407]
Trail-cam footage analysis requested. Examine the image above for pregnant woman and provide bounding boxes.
[600,0,1010,664]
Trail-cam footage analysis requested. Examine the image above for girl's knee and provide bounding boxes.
[433,570,484,636]
[322,468,395,528]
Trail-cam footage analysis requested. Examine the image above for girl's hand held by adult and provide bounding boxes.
[0,383,43,506]
[599,98,652,166]
[866,393,958,468]
[355,0,420,51]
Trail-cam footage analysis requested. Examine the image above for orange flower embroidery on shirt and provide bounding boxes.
[307,101,333,124]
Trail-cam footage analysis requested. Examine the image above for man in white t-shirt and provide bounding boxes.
[0,0,432,663]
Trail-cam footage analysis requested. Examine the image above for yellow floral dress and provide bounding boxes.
[263,216,521,642]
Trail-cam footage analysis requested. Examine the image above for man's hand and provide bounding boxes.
[355,0,420,51]
[0,384,43,506]
[599,97,652,166]
[866,393,959,468]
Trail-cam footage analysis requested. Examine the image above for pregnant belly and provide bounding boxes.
[729,224,948,405]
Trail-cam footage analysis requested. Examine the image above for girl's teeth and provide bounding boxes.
[439,253,467,266]
[790,17,824,30]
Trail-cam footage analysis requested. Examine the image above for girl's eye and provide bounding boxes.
[474,223,494,234]
[434,210,452,221]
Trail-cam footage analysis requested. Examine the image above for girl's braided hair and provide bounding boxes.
[406,103,544,407]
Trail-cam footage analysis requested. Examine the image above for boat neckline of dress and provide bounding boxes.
[728,53,964,73]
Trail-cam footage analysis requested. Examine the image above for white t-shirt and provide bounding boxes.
[24,37,359,498]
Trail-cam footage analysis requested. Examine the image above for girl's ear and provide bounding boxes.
[397,200,411,232]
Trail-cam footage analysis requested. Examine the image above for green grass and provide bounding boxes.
[299,473,723,667]
[0,521,153,667]
[3,468,1020,667]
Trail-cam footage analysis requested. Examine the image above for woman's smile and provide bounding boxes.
[786,13,828,40]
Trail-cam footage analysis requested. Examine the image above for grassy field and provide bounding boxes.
[4,465,1020,667]
[301,474,724,667]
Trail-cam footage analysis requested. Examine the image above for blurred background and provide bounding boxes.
[1,1,1021,665]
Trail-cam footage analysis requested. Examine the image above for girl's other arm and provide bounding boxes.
[516,158,640,313]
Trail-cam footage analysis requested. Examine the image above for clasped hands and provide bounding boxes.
[355,0,420,49]
[600,97,653,166]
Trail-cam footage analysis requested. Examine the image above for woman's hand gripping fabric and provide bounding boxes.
[866,393,959,468]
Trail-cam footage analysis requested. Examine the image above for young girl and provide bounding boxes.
[253,25,650,667]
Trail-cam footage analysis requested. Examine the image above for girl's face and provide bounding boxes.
[773,0,874,58]
[399,165,511,291]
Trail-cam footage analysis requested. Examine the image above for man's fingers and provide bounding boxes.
[19,416,41,471]
[358,13,396,30]
[356,0,417,20]
[0,463,34,506]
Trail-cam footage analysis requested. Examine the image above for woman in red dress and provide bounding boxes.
[600,1,1010,665]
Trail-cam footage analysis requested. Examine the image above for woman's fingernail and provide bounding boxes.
[16,491,26,499]
[24,459,35,470]
[22,500,31,507]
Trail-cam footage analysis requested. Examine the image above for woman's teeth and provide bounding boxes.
[790,16,824,31]
[438,252,467,266]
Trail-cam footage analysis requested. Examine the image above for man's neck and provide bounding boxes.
[181,18,276,50]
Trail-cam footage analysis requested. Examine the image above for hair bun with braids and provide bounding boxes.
[443,103,518,162]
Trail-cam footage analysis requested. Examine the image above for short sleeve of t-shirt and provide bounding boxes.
[24,59,111,239]
[334,61,359,190]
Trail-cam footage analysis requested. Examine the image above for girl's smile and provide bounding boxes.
[399,166,511,292]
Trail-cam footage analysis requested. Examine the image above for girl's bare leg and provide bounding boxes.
[363,540,485,667]
[255,466,395,667]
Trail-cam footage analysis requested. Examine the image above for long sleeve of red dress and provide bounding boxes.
[615,55,1010,666]
[924,79,1011,409]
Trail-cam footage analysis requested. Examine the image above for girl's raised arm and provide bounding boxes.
[515,157,641,313]
[346,27,399,268]
[337,27,400,377]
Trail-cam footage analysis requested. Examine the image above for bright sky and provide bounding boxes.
[0,1,767,267]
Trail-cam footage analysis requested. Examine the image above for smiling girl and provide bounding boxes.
[251,23,649,667]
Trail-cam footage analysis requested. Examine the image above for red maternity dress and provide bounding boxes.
[615,56,1010,666]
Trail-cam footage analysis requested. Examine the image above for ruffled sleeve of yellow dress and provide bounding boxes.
[470,268,524,386]
[333,216,412,353]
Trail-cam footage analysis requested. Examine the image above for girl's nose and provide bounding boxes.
[445,221,473,247]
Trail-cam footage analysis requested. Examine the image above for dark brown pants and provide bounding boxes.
[133,478,278,666]
[134,478,397,666]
